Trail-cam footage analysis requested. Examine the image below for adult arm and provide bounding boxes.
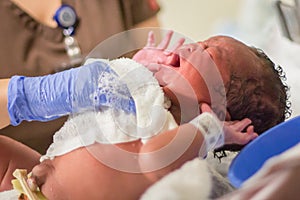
[0,135,40,191]
[0,79,10,129]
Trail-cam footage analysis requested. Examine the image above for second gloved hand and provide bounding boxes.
[8,61,136,126]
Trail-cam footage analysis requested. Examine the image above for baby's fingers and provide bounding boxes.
[246,125,254,134]
[238,133,257,145]
[166,37,185,55]
[146,31,156,47]
[246,126,258,139]
[238,126,258,144]
[231,118,252,132]
[157,30,173,49]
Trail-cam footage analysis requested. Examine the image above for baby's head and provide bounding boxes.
[151,35,289,144]
[225,47,289,133]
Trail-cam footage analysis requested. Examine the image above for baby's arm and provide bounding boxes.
[0,136,40,191]
[139,111,257,182]
[139,119,204,182]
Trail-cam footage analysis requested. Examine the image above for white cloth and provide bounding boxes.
[189,113,224,155]
[140,158,212,200]
[41,58,177,161]
[0,189,19,200]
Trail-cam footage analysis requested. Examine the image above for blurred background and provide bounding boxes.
[157,0,300,118]
[157,0,241,41]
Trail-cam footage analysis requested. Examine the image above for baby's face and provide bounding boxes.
[152,36,263,122]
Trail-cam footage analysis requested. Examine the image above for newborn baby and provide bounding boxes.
[1,30,287,199]
[15,57,227,200]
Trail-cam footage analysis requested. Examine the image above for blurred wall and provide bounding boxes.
[157,0,300,118]
[157,0,242,41]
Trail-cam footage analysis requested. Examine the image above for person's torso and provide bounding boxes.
[0,0,132,77]
[0,0,159,154]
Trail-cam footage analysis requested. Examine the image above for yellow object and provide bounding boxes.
[11,169,47,200]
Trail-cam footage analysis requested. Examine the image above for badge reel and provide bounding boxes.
[54,5,82,67]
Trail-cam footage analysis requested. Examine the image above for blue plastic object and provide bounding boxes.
[228,116,300,188]
[53,5,77,29]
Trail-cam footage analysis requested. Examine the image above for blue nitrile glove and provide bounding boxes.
[8,61,136,126]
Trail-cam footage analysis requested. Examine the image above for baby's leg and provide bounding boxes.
[0,135,40,191]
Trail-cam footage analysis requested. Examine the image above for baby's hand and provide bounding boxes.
[200,103,258,146]
[132,30,184,70]
[223,119,258,145]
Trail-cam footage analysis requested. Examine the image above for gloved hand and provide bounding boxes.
[8,61,136,126]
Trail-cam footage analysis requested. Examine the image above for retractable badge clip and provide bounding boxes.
[53,5,82,66]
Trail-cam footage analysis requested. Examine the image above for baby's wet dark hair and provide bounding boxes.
[215,47,291,156]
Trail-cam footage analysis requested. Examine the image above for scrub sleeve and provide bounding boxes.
[0,0,160,153]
